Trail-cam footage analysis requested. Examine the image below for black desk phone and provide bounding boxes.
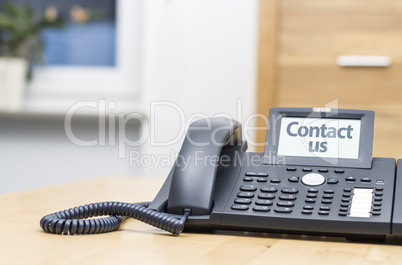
[41,108,402,241]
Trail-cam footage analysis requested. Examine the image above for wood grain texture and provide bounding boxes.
[256,0,279,152]
[2,176,402,265]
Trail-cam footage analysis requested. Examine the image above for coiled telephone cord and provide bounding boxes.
[40,201,190,235]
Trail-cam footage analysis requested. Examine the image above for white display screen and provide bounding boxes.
[277,117,361,159]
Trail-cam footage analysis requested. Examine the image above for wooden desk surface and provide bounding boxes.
[1,176,402,265]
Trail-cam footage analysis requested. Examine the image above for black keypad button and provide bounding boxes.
[334,169,345,173]
[305,198,316,203]
[342,198,351,203]
[257,178,267,183]
[324,190,334,194]
[237,192,254,198]
[346,176,356,182]
[372,207,381,211]
[232,205,249,210]
[256,172,268,177]
[253,206,270,212]
[261,187,278,193]
[373,202,382,207]
[306,193,317,198]
[343,188,352,192]
[374,197,383,202]
[375,192,383,196]
[338,212,347,216]
[361,177,371,183]
[318,168,329,173]
[243,177,253,182]
[375,187,384,191]
[303,206,314,210]
[322,199,332,204]
[318,210,330,215]
[271,178,281,184]
[320,206,330,211]
[234,198,252,204]
[245,172,257,176]
[302,210,313,214]
[277,201,295,207]
[302,168,312,172]
[323,194,333,199]
[274,208,292,213]
[339,208,348,212]
[288,176,299,182]
[327,178,338,184]
[258,194,275,199]
[281,188,299,194]
[255,199,273,206]
[286,167,297,171]
[340,203,349,208]
[308,188,318,193]
[342,194,351,198]
[279,195,297,200]
[240,185,257,191]
[372,212,381,216]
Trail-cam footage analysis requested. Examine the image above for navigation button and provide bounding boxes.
[302,173,325,186]
[288,176,299,182]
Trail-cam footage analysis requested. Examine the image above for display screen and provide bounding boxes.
[277,117,361,159]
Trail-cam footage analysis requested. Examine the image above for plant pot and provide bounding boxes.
[0,57,28,112]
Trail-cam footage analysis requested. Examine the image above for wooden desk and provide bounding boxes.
[1,176,402,265]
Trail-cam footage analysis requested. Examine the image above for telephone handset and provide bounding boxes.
[167,117,241,215]
[40,108,402,241]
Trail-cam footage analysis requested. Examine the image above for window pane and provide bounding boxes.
[0,0,116,66]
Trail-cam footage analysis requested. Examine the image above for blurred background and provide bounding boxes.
[1,0,401,194]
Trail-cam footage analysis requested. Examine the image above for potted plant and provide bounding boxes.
[0,2,64,112]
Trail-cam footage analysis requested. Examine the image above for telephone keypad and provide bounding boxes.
[231,165,388,221]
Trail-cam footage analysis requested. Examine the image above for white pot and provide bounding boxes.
[0,57,28,112]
